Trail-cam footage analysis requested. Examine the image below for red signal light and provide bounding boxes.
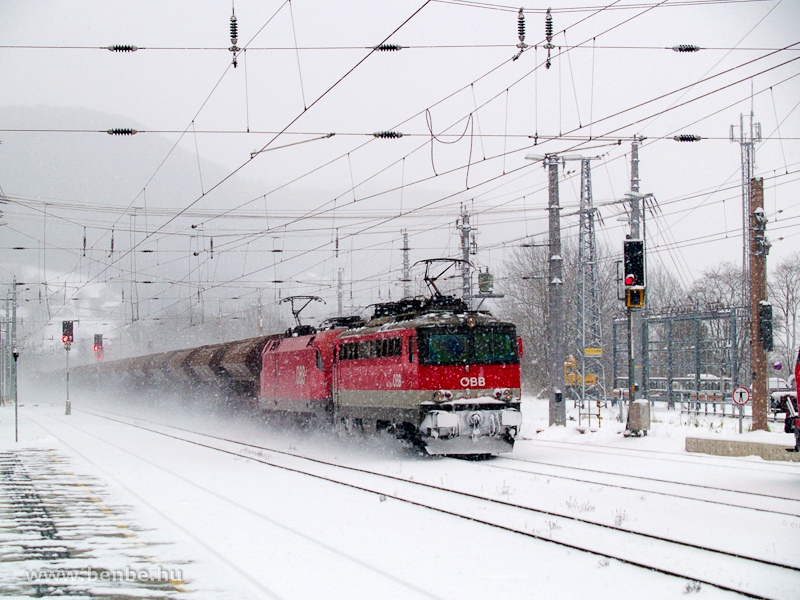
[62,335,70,344]
[93,344,100,352]
[624,274,636,286]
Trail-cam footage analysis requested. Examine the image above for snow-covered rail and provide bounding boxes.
[30,406,800,600]
[489,454,800,517]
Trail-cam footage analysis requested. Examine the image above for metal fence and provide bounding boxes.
[613,307,750,410]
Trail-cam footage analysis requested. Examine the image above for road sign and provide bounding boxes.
[732,386,750,405]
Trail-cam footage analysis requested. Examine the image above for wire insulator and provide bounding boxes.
[544,8,554,69]
[517,8,525,43]
[230,15,238,45]
[672,44,700,53]
[673,134,702,142]
[107,45,138,52]
[106,128,138,135]
[545,9,553,43]
[373,131,403,139]
[374,43,403,51]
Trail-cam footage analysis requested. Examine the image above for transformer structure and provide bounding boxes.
[575,158,607,422]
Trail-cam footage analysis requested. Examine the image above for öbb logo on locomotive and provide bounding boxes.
[69,295,523,456]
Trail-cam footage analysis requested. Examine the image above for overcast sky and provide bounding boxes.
[1,0,798,342]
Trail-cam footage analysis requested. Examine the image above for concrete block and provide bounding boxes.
[686,437,800,462]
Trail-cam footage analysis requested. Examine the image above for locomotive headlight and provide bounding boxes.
[433,390,453,402]
[493,388,513,401]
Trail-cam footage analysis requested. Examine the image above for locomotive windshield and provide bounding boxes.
[418,325,518,366]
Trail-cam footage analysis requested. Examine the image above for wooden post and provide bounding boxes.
[749,177,768,431]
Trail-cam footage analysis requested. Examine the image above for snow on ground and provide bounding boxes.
[1,388,798,599]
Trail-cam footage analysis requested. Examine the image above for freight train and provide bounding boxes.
[70,295,523,456]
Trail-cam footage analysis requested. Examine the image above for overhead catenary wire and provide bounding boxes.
[6,0,799,338]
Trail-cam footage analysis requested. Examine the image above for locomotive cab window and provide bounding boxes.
[426,333,469,364]
[473,332,516,363]
[418,325,518,366]
[338,337,402,361]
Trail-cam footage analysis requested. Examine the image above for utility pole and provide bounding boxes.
[337,268,344,316]
[401,230,411,298]
[575,157,607,422]
[1,292,7,406]
[11,279,19,442]
[257,288,264,336]
[730,109,761,310]
[547,156,565,426]
[456,206,476,307]
[630,137,643,402]
[622,137,651,432]
[525,153,566,426]
[749,177,770,431]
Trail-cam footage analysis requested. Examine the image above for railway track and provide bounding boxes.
[487,454,800,517]
[27,405,800,599]
[518,436,800,474]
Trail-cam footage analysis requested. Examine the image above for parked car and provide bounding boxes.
[769,376,798,414]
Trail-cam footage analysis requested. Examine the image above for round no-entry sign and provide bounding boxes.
[732,386,750,405]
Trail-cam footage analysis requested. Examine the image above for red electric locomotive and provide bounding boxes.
[68,290,523,456]
[258,296,523,455]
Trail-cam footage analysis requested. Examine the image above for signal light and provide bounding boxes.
[623,239,645,288]
[626,288,645,309]
[61,320,74,344]
[758,302,773,352]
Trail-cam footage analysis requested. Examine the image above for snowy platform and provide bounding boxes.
[0,447,189,599]
[686,436,800,462]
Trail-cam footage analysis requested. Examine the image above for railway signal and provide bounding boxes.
[758,302,773,352]
[61,320,74,415]
[61,320,74,346]
[623,239,646,309]
[93,334,103,359]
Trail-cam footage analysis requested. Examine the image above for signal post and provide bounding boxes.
[62,320,74,415]
[749,178,770,431]
[622,238,649,435]
[93,333,103,390]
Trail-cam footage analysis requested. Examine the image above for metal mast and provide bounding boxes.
[525,153,566,426]
[401,230,411,298]
[626,138,644,425]
[337,268,344,316]
[576,158,607,418]
[546,156,566,426]
[457,206,476,306]
[730,109,761,308]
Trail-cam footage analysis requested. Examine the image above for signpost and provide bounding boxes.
[732,386,750,433]
[732,386,750,405]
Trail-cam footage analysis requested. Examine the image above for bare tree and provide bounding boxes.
[644,262,687,313]
[497,239,619,395]
[496,244,549,393]
[688,261,743,310]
